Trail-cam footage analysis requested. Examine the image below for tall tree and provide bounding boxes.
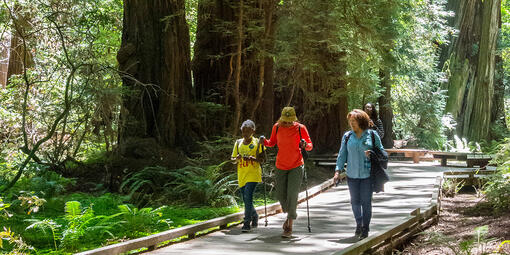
[192,0,278,135]
[117,0,192,150]
[378,70,394,148]
[5,4,33,86]
[0,37,8,88]
[274,0,351,153]
[442,0,502,141]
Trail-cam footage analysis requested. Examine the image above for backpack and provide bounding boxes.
[344,130,389,193]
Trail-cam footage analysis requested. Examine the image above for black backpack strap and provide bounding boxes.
[345,131,352,147]
[371,130,375,149]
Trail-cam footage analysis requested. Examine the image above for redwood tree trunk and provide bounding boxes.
[193,0,277,136]
[442,0,502,141]
[0,37,8,88]
[5,6,33,86]
[117,0,192,150]
[192,0,235,104]
[378,69,394,149]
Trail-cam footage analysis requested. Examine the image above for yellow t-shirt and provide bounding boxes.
[231,137,263,188]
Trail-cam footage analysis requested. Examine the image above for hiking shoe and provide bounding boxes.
[251,217,258,228]
[281,230,292,238]
[241,224,251,233]
[359,227,369,239]
[355,225,362,236]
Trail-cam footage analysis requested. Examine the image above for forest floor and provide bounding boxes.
[399,192,510,255]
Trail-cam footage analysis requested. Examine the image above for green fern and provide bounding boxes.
[25,219,60,250]
[167,161,237,207]
[60,201,123,251]
[64,201,81,221]
[117,204,168,237]
[120,166,174,205]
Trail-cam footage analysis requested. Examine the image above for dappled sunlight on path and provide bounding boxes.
[147,162,447,255]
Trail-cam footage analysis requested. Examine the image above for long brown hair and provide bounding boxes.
[347,109,370,130]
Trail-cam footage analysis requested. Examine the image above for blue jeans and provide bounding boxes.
[240,182,258,224]
[347,177,373,230]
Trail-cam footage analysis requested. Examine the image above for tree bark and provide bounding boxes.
[192,0,235,103]
[192,0,277,136]
[0,36,8,88]
[117,0,192,150]
[5,5,33,86]
[442,0,501,142]
[232,0,244,135]
[378,69,394,148]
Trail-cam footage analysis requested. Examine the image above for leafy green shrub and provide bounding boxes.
[59,201,123,250]
[168,161,237,207]
[482,138,510,213]
[25,219,60,251]
[0,197,10,217]
[15,165,76,198]
[120,166,174,206]
[0,227,34,253]
[483,175,510,213]
[117,204,169,237]
[442,178,464,197]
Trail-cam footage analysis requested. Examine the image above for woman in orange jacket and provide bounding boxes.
[260,107,313,238]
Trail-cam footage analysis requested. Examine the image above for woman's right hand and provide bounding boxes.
[334,171,346,183]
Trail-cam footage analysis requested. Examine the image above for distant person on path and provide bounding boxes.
[333,109,385,239]
[260,107,313,238]
[231,120,264,233]
[363,102,384,139]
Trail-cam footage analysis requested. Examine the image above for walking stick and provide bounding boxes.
[259,137,268,227]
[301,139,311,233]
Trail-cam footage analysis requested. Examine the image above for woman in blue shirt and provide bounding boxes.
[333,109,384,239]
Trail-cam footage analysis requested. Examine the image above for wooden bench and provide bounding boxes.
[385,149,429,164]
[443,169,497,186]
[313,149,431,165]
[430,151,492,167]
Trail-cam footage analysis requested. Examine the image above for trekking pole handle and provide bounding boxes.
[300,139,307,149]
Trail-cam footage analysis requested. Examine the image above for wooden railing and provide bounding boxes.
[333,176,442,255]
[76,178,336,255]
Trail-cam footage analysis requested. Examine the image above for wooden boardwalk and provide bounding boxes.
[144,162,447,255]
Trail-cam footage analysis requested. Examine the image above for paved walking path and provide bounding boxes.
[147,161,449,255]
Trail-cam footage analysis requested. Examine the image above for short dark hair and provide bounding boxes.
[347,109,370,130]
[363,102,379,121]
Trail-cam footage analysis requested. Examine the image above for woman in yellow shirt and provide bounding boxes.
[231,120,264,232]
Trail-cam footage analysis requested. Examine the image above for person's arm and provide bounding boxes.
[263,124,278,148]
[334,132,349,182]
[375,119,384,139]
[255,137,266,163]
[231,140,241,163]
[335,133,348,172]
[299,124,313,151]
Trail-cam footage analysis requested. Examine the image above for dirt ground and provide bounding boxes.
[399,192,510,255]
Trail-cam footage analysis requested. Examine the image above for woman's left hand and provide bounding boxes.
[365,150,371,158]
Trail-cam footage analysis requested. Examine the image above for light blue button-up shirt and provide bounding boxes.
[335,130,384,179]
